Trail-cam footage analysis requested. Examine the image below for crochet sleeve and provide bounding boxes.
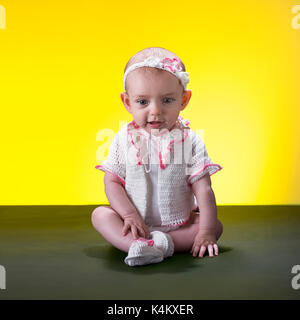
[186,131,223,185]
[95,131,126,186]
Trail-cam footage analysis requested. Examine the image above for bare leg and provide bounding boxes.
[91,205,134,253]
[91,207,223,255]
[168,212,223,253]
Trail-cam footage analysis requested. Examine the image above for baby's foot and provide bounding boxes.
[124,238,164,267]
[150,231,174,258]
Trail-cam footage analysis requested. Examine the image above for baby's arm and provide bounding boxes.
[104,172,150,239]
[190,172,219,257]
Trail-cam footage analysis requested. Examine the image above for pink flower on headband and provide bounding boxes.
[161,57,182,73]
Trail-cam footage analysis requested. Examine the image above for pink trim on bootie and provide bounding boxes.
[133,238,154,246]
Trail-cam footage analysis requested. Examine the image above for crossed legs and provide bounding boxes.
[91,206,223,253]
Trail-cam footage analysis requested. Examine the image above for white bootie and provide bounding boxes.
[150,231,174,258]
[124,238,164,267]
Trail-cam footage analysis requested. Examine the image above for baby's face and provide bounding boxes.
[121,68,191,134]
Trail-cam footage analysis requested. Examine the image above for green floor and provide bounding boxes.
[0,205,299,300]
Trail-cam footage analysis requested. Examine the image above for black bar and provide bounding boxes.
[0,300,299,318]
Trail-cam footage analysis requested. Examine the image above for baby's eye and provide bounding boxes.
[136,98,175,106]
[136,99,148,106]
[163,97,175,103]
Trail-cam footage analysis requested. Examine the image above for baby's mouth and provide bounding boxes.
[147,121,164,129]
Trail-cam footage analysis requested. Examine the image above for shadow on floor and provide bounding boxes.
[83,245,233,274]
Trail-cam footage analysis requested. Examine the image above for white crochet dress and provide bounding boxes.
[95,117,223,229]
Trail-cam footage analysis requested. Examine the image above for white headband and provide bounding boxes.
[123,56,189,91]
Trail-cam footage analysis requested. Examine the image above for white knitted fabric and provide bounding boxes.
[124,239,164,266]
[150,231,174,258]
[185,129,222,185]
[95,117,223,227]
[98,129,126,183]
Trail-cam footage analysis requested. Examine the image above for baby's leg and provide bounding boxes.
[168,211,223,253]
[91,206,134,253]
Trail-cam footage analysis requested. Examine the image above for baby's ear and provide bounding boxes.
[181,90,192,108]
[120,92,132,113]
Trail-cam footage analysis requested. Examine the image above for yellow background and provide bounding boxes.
[0,0,299,205]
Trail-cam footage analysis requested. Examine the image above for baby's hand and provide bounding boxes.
[122,212,150,240]
[191,229,218,258]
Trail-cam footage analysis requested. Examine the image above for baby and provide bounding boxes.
[92,47,223,267]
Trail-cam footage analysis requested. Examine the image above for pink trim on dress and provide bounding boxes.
[158,151,165,169]
[128,131,142,165]
[158,128,190,170]
[127,121,148,166]
[131,120,140,129]
[95,165,126,187]
[187,163,223,186]
[127,117,191,169]
[178,115,190,127]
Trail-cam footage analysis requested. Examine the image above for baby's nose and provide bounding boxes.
[150,103,162,115]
